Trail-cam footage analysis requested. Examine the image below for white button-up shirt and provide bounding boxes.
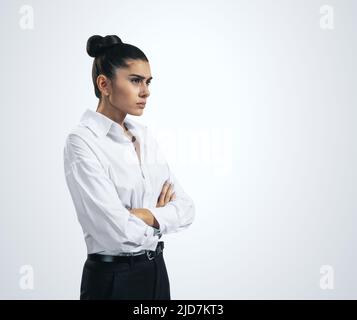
[63,108,195,255]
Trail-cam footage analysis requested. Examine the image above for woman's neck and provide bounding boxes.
[96,98,127,130]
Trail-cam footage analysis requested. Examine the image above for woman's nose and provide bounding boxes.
[140,84,150,97]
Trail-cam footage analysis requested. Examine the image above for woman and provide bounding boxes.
[63,35,195,300]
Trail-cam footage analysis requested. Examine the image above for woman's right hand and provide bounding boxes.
[156,180,176,208]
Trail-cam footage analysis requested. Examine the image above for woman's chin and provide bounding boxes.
[130,107,144,116]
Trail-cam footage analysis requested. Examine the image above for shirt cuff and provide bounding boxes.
[129,213,158,244]
[147,204,177,235]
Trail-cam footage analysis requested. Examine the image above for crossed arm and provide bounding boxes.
[129,180,176,228]
[65,133,195,250]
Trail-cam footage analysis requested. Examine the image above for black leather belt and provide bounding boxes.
[87,241,164,263]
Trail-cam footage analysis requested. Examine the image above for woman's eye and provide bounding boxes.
[131,79,151,86]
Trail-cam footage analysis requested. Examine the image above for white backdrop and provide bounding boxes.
[0,0,356,299]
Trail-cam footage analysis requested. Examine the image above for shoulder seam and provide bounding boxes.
[65,133,107,173]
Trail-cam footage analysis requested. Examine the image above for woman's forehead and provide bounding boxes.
[118,60,151,78]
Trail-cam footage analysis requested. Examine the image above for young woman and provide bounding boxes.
[63,35,195,300]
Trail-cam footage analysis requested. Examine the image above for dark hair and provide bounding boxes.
[86,35,149,99]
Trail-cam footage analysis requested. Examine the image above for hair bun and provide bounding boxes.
[86,35,123,58]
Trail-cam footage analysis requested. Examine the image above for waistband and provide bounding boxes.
[87,241,164,263]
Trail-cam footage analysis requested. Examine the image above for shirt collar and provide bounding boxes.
[79,108,137,141]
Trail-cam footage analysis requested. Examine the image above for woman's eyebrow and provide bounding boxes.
[128,74,153,81]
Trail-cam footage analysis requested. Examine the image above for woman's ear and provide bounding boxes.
[97,74,112,97]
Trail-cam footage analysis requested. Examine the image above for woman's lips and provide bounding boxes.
[137,103,146,108]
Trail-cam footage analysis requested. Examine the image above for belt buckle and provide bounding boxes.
[146,250,155,261]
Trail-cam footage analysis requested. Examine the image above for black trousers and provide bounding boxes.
[80,249,171,300]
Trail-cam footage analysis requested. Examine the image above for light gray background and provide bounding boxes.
[0,0,356,299]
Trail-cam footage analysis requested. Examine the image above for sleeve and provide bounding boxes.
[63,133,158,251]
[144,129,196,235]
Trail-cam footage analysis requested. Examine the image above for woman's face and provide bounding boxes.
[105,59,152,116]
